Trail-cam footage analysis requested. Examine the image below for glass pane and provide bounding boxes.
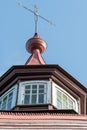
[32,95,37,104]
[2,105,6,110]
[57,100,62,109]
[3,96,7,102]
[25,85,31,89]
[39,89,44,93]
[68,98,73,109]
[62,105,67,109]
[38,94,44,103]
[57,91,62,100]
[63,94,68,109]
[9,92,13,97]
[8,92,13,102]
[2,96,7,110]
[2,101,7,110]
[0,101,2,109]
[39,85,44,89]
[63,94,67,101]
[32,85,37,89]
[24,95,30,104]
[32,89,37,94]
[7,102,12,110]
[25,90,30,94]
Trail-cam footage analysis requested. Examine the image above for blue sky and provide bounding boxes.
[0,0,87,87]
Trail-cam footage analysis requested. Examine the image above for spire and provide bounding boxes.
[25,33,47,65]
[16,0,55,65]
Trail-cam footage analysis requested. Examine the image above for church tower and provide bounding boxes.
[0,29,87,114]
[0,1,87,129]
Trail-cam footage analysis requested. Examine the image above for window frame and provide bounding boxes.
[0,84,17,110]
[52,82,80,113]
[56,88,76,110]
[18,80,51,105]
[0,90,13,110]
[24,83,47,104]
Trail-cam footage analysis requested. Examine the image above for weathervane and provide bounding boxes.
[16,0,55,34]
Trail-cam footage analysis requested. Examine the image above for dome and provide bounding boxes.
[26,33,47,54]
[25,33,47,65]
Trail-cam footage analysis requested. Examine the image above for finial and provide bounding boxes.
[16,0,56,34]
[25,33,47,65]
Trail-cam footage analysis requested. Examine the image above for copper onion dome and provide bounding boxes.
[25,33,47,65]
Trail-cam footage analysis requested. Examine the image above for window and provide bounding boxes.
[56,89,76,110]
[52,82,79,113]
[2,96,7,110]
[24,83,47,105]
[0,101,2,109]
[7,92,13,110]
[0,91,13,110]
[18,80,51,105]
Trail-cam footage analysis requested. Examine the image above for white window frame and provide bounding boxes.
[0,84,17,110]
[52,82,79,113]
[18,80,51,105]
[24,83,46,104]
[56,88,76,110]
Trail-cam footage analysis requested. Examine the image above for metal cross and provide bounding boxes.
[16,0,55,33]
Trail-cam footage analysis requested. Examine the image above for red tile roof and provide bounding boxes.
[0,111,87,120]
[0,111,87,129]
